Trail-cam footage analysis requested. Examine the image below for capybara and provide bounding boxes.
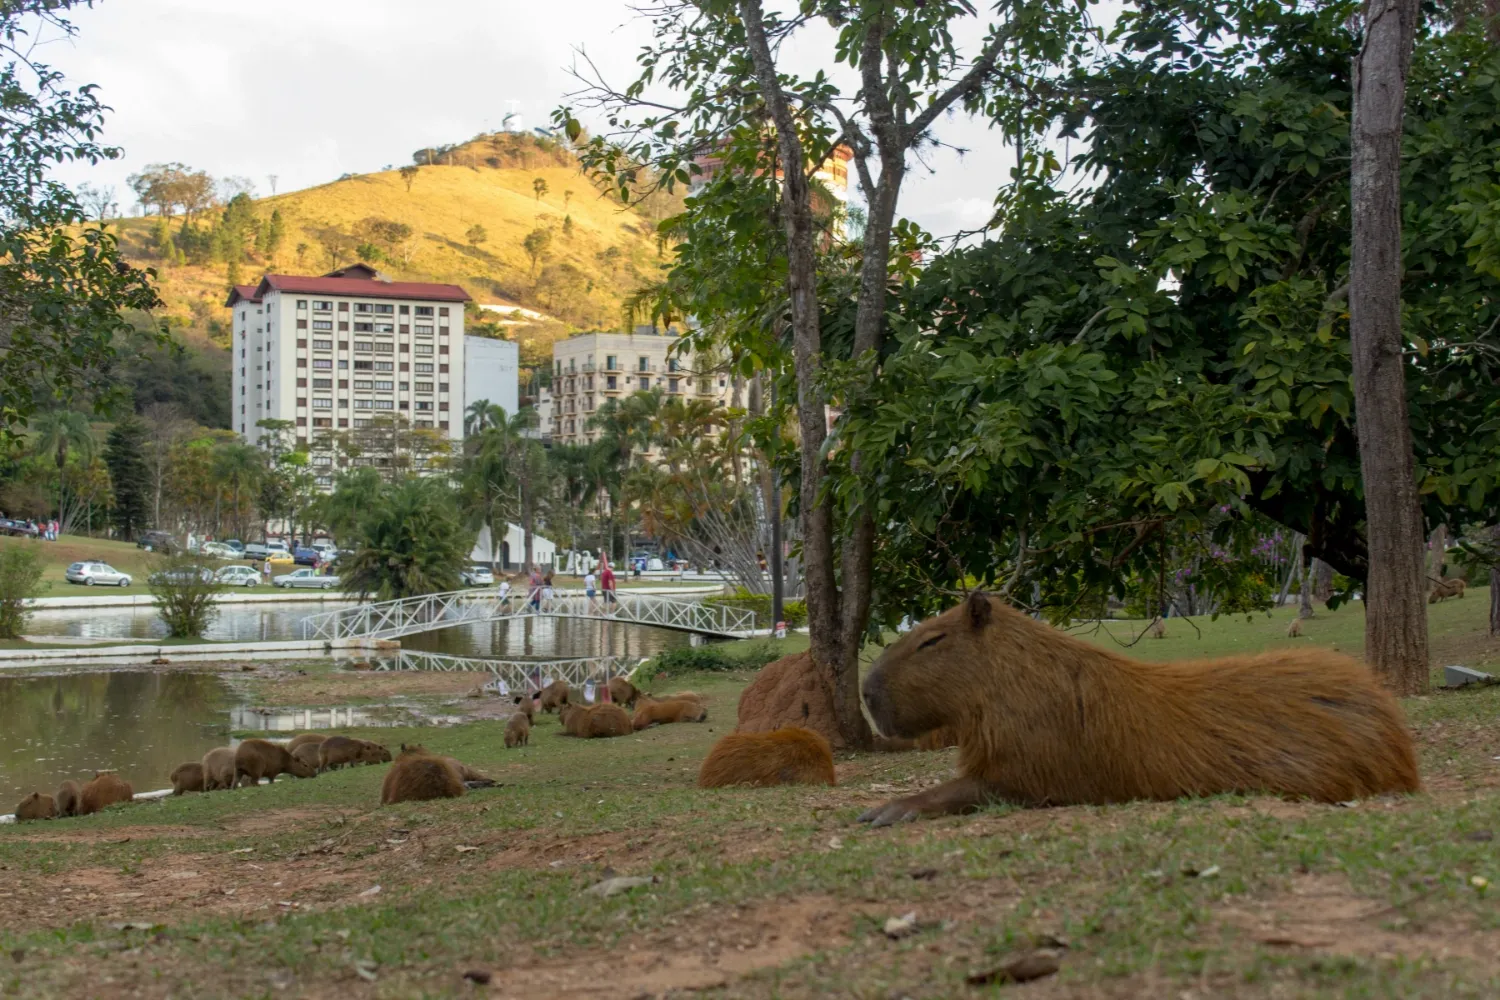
[236,738,316,786]
[55,780,80,817]
[873,726,960,753]
[697,727,837,788]
[858,592,1422,826]
[1429,578,1466,603]
[512,693,535,722]
[1287,617,1303,638]
[78,772,134,815]
[443,756,493,786]
[539,680,570,713]
[318,735,367,770]
[632,697,708,730]
[170,762,205,795]
[559,702,632,738]
[357,740,392,764]
[607,677,640,707]
[291,743,323,775]
[14,792,55,821]
[505,711,531,748]
[202,747,238,790]
[1148,617,1166,639]
[286,733,327,753]
[380,745,465,805]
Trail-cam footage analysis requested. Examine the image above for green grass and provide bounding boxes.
[0,532,293,599]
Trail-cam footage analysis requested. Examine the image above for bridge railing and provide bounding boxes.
[384,651,638,694]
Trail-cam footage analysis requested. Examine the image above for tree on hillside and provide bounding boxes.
[399,164,420,192]
[143,404,191,528]
[563,189,574,210]
[76,182,115,221]
[522,227,552,277]
[262,208,285,258]
[340,477,474,599]
[104,416,149,540]
[533,177,548,201]
[466,223,488,247]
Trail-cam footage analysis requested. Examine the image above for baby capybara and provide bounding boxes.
[858,592,1422,826]
[14,792,55,821]
[512,694,535,722]
[632,697,708,730]
[505,712,531,748]
[202,747,238,790]
[55,780,80,817]
[79,772,134,815]
[697,727,836,788]
[380,745,465,805]
[607,677,640,707]
[291,743,323,775]
[170,762,205,795]
[286,733,327,753]
[539,680,570,713]
[236,738,317,786]
[559,702,631,738]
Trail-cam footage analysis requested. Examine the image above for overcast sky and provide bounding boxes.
[43,0,1043,241]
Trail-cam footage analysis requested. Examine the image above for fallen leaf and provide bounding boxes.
[229,847,255,854]
[965,950,1062,985]
[110,922,161,932]
[1180,864,1219,879]
[352,960,378,982]
[883,911,919,940]
[1335,800,1359,809]
[1256,934,1334,948]
[359,885,381,898]
[462,969,492,985]
[585,876,655,898]
[827,836,844,850]
[9,949,23,963]
[1034,933,1069,950]
[1466,830,1494,842]
[908,868,939,881]
[455,845,479,853]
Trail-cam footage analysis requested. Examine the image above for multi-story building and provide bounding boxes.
[691,143,852,204]
[549,328,731,446]
[225,263,470,485]
[463,335,519,420]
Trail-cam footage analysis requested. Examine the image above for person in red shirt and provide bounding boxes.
[599,553,617,609]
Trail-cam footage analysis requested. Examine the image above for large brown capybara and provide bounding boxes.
[858,592,1423,827]
[607,677,640,707]
[872,727,960,753]
[318,735,367,770]
[512,693,535,722]
[286,733,327,753]
[170,762,205,795]
[697,727,836,788]
[79,772,134,815]
[559,702,632,738]
[632,697,708,730]
[14,792,55,821]
[291,743,323,775]
[381,745,465,805]
[202,747,238,790]
[236,739,316,786]
[1429,578,1466,603]
[55,780,81,817]
[539,680,570,713]
[505,712,531,748]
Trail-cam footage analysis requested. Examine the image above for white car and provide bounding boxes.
[274,568,339,590]
[66,561,132,587]
[199,541,236,559]
[215,565,262,588]
[460,565,495,586]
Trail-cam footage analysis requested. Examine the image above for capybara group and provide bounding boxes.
[559,701,631,738]
[236,739,317,786]
[505,711,531,748]
[14,792,55,821]
[79,772,134,815]
[632,697,708,730]
[607,677,640,707]
[858,592,1421,826]
[55,780,80,817]
[381,744,466,805]
[202,747,238,790]
[319,735,390,770]
[697,727,837,788]
[170,762,205,795]
[539,680,570,713]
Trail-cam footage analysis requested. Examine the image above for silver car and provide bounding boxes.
[214,565,262,588]
[66,561,133,587]
[273,568,339,590]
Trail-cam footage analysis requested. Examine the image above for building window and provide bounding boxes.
[668,358,680,372]
[354,418,372,428]
[375,361,394,372]
[296,417,307,426]
[312,359,332,370]
[438,307,449,316]
[414,324,434,335]
[415,419,434,428]
[316,475,334,487]
[312,418,332,429]
[313,339,332,351]
[375,399,394,410]
[399,305,410,315]
[415,401,433,411]
[607,375,618,390]
[296,319,307,330]
[439,344,448,354]
[312,398,332,409]
[338,418,349,428]
[354,360,373,371]
[312,300,332,311]
[669,379,680,393]
[375,323,394,333]
[354,341,373,353]
[639,376,649,390]
[439,364,449,374]
[415,344,434,355]
[338,322,349,331]
[297,378,308,388]
[415,363,433,374]
[296,358,308,368]
[354,379,373,390]
[312,320,332,331]
[354,322,373,332]
[355,303,372,313]
[439,382,449,393]
[312,378,332,389]
[375,304,393,315]
[374,380,394,390]
[338,302,349,312]
[375,342,394,354]
[414,382,433,393]
[415,306,433,317]
[297,300,307,310]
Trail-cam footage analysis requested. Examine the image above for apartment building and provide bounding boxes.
[225,263,469,485]
[549,328,731,446]
[463,335,520,419]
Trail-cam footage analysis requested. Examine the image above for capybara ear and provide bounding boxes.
[966,591,992,630]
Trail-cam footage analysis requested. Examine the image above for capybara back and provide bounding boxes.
[632,697,708,730]
[381,746,465,804]
[607,677,640,707]
[698,727,837,788]
[79,772,134,815]
[237,738,316,786]
[512,694,535,721]
[170,762,205,795]
[539,680,569,713]
[201,747,237,790]
[287,733,327,752]
[505,712,531,748]
[319,735,365,770]
[14,792,55,821]
[291,743,323,774]
[55,780,80,817]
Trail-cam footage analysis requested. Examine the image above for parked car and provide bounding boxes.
[293,546,322,566]
[274,568,339,590]
[222,539,245,555]
[264,550,295,570]
[215,565,261,588]
[265,541,291,557]
[65,561,132,587]
[199,541,236,559]
[0,519,37,537]
[244,542,268,560]
[460,565,495,587]
[310,540,337,559]
[150,567,216,585]
[137,530,174,553]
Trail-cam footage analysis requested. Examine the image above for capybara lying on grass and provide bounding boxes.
[286,733,327,753]
[559,702,632,738]
[505,712,531,748]
[632,697,708,730]
[170,762,204,795]
[607,677,640,707]
[55,780,80,817]
[698,727,836,788]
[79,772,133,815]
[381,745,465,805]
[202,747,238,790]
[539,680,570,713]
[237,738,317,786]
[14,792,55,821]
[859,592,1422,826]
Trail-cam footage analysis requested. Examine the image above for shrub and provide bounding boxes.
[149,554,225,637]
[0,546,46,639]
[702,589,808,629]
[644,642,782,677]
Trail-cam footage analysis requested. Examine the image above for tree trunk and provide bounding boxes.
[523,486,535,571]
[1311,558,1334,603]
[1350,0,1428,694]
[1491,565,1500,637]
[1297,553,1315,619]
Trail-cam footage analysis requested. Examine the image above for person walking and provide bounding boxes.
[584,568,597,612]
[599,554,617,612]
[541,571,554,612]
[528,567,543,613]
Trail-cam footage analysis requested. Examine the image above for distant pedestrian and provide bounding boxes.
[542,572,554,610]
[599,555,617,610]
[498,577,512,610]
[584,569,597,611]
[528,568,543,612]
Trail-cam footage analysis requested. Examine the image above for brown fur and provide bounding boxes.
[291,743,323,774]
[873,726,960,752]
[505,712,531,748]
[1286,617,1303,638]
[443,756,490,783]
[512,694,535,722]
[55,780,80,817]
[632,697,709,730]
[236,738,317,786]
[170,762,205,795]
[380,744,466,805]
[1148,617,1166,639]
[14,792,55,821]
[607,677,640,707]
[539,680,570,713]
[318,735,367,770]
[201,747,238,790]
[357,740,392,764]
[860,593,1421,819]
[286,733,327,752]
[559,702,632,738]
[78,772,134,815]
[1429,578,1466,603]
[697,727,837,788]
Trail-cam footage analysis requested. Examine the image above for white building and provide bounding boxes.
[471,522,556,570]
[463,335,519,421]
[226,264,469,485]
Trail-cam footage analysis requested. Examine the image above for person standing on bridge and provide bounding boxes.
[528,567,543,612]
[584,568,598,613]
[599,554,617,613]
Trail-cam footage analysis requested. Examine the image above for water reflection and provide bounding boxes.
[228,705,372,732]
[0,671,233,800]
[24,603,354,642]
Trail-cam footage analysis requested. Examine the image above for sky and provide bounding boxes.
[41,0,1034,242]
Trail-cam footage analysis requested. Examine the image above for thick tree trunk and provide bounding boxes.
[1297,553,1315,619]
[1350,0,1428,694]
[1311,558,1334,604]
[1491,566,1500,637]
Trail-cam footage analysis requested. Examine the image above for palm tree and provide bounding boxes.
[340,477,475,600]
[212,441,264,540]
[30,410,95,471]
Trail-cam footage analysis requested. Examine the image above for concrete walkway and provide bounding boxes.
[0,637,382,667]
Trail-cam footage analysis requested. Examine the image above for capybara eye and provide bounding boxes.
[918,634,945,650]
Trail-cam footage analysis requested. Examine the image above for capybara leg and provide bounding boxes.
[858,776,1000,828]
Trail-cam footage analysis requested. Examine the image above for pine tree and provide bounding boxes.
[266,209,285,257]
[104,416,151,540]
[152,216,174,261]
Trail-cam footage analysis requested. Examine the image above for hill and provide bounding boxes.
[112,133,678,424]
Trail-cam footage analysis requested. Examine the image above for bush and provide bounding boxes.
[149,554,226,637]
[644,642,783,677]
[0,547,46,639]
[702,589,808,629]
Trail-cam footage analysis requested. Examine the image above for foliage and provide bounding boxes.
[522,227,551,277]
[702,589,807,629]
[147,553,224,637]
[339,477,475,600]
[465,223,488,247]
[644,642,780,676]
[0,545,45,638]
[104,416,150,539]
